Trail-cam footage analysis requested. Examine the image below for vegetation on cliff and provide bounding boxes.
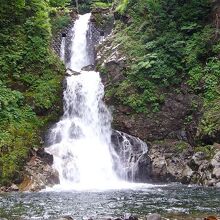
[0,0,71,185]
[98,0,220,145]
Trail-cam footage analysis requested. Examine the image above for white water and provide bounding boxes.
[46,13,121,190]
[68,13,91,71]
[60,37,65,62]
[46,13,152,191]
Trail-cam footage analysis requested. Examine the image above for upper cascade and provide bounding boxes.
[68,13,92,71]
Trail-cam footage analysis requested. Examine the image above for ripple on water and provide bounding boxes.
[0,184,219,220]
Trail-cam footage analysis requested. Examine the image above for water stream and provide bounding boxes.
[46,13,125,190]
[0,185,219,219]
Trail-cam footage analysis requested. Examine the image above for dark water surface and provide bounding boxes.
[0,184,219,220]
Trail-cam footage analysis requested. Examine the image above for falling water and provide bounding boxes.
[46,13,150,190]
[68,13,91,71]
[46,13,120,190]
[60,37,65,62]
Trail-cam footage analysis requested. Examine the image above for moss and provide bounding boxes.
[194,145,215,159]
[91,1,112,9]
[175,141,189,153]
[199,95,220,138]
[50,8,72,34]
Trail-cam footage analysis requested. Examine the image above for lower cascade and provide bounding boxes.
[46,13,147,190]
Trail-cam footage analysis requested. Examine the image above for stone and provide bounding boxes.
[128,215,138,220]
[111,130,148,182]
[188,152,207,171]
[81,64,95,71]
[213,143,220,150]
[211,151,220,168]
[0,186,7,193]
[19,154,59,192]
[207,178,217,186]
[193,151,207,161]
[146,213,161,220]
[204,216,218,220]
[213,167,220,179]
[135,153,152,182]
[56,217,73,220]
[66,69,80,76]
[216,182,220,187]
[10,184,19,191]
[36,148,53,165]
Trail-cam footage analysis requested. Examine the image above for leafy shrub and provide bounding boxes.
[0,0,65,185]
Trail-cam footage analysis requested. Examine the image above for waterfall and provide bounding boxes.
[68,13,91,71]
[46,13,120,190]
[60,36,65,62]
[46,13,149,190]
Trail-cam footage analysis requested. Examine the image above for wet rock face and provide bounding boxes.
[52,10,78,64]
[135,153,152,182]
[18,148,59,192]
[109,92,201,144]
[91,8,114,37]
[111,130,148,181]
[95,34,126,88]
[146,141,220,186]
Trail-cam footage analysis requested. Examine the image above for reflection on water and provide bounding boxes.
[0,184,219,220]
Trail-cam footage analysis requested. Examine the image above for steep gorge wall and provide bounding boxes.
[93,2,220,186]
[95,1,220,147]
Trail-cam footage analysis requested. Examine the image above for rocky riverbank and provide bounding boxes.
[0,148,59,193]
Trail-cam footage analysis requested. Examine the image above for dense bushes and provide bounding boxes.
[105,0,220,140]
[0,0,67,185]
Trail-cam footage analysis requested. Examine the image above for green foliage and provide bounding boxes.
[195,145,215,159]
[0,0,65,185]
[50,8,71,34]
[109,0,217,116]
[49,0,71,7]
[175,141,189,153]
[199,97,220,137]
[116,0,129,14]
[91,1,112,9]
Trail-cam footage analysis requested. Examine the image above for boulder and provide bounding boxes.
[66,69,80,76]
[211,151,220,168]
[19,152,59,192]
[135,153,152,182]
[207,178,218,186]
[81,64,95,71]
[146,213,161,220]
[204,216,218,220]
[213,167,220,179]
[188,152,207,171]
[216,181,220,187]
[56,216,73,220]
[10,183,19,191]
[128,215,138,220]
[111,130,148,181]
